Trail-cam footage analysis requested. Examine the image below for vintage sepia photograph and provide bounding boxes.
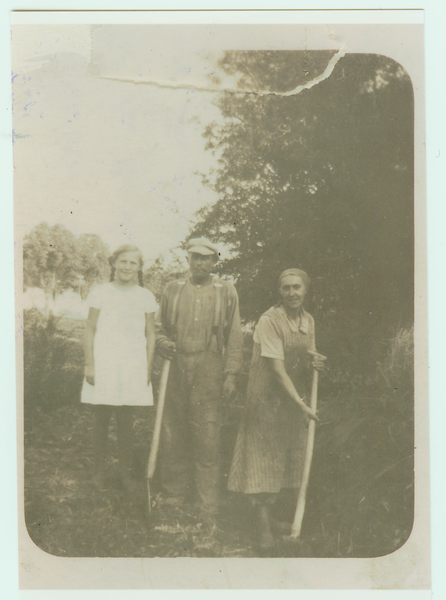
[12,14,429,590]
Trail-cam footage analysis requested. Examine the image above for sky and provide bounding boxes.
[12,25,235,264]
[11,23,351,266]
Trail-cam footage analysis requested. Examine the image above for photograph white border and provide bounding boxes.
[2,2,445,598]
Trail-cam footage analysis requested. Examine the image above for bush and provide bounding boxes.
[23,309,85,427]
[306,326,414,556]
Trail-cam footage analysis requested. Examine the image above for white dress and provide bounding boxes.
[81,283,157,406]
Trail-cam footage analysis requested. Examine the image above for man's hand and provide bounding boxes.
[158,340,176,360]
[85,365,95,386]
[222,374,237,402]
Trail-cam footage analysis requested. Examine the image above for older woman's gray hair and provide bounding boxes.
[278,268,311,291]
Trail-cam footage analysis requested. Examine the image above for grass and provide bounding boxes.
[24,395,413,559]
[23,314,414,559]
[24,403,300,558]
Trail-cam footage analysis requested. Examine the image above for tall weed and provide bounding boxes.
[299,326,414,556]
[23,309,85,429]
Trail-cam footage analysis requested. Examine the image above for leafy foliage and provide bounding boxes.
[305,326,414,557]
[192,50,415,556]
[23,309,85,429]
[24,223,78,298]
[23,222,110,301]
[194,51,414,375]
[74,233,111,298]
[142,253,187,302]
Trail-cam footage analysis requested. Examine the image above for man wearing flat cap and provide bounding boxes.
[155,237,243,522]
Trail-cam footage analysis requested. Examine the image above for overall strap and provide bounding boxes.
[167,281,186,341]
[212,283,223,334]
[210,282,223,350]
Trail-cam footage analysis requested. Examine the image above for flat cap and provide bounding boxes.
[187,237,219,257]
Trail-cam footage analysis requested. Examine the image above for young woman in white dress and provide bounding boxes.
[81,245,157,492]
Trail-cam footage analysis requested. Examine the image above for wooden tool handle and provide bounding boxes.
[147,359,171,480]
[291,360,320,538]
[307,349,327,361]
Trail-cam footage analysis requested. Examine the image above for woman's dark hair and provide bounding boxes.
[109,244,144,287]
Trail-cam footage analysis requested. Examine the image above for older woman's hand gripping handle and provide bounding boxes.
[290,350,326,538]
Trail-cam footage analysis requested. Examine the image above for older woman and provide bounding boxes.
[228,269,324,549]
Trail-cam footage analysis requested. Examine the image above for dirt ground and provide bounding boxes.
[24,402,320,559]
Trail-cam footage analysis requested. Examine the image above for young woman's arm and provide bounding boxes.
[145,312,156,386]
[268,358,318,422]
[85,307,100,385]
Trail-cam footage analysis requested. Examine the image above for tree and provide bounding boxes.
[143,251,187,302]
[24,223,79,301]
[192,52,415,555]
[23,222,110,309]
[75,233,110,297]
[193,51,414,372]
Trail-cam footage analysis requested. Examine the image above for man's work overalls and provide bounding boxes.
[155,276,243,514]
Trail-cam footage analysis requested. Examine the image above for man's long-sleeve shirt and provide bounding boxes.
[155,276,243,376]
